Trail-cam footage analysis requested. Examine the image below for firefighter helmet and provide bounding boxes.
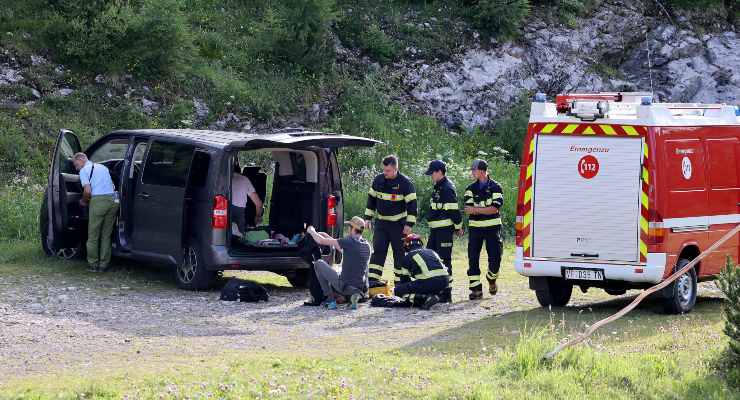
[403,234,423,251]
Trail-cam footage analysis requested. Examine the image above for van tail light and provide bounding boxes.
[327,195,337,228]
[646,210,664,245]
[515,203,525,247]
[212,195,228,230]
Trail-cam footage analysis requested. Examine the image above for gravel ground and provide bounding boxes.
[0,263,724,385]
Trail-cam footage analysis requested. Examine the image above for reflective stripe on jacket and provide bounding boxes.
[365,172,417,226]
[463,178,504,229]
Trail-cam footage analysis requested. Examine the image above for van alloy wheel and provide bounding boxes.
[178,247,198,284]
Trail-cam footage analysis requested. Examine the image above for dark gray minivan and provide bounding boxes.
[41,128,378,289]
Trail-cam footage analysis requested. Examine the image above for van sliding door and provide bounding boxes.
[131,141,194,264]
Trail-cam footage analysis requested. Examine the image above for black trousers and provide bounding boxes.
[368,220,404,283]
[394,276,449,305]
[427,226,454,277]
[467,226,502,290]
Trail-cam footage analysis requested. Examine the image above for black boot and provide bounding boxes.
[421,295,440,310]
[438,287,453,303]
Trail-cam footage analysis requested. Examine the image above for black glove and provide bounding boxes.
[394,283,409,298]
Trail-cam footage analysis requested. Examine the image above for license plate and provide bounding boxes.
[564,268,604,281]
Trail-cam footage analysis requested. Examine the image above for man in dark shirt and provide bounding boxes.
[363,155,417,286]
[306,216,371,310]
[464,159,504,300]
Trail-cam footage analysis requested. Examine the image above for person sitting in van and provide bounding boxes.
[305,216,371,310]
[231,162,263,236]
[72,152,119,273]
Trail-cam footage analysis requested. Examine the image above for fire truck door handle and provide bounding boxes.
[571,252,599,258]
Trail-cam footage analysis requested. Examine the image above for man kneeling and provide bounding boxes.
[394,234,452,310]
[305,216,371,310]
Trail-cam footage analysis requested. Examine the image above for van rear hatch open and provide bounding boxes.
[531,134,643,262]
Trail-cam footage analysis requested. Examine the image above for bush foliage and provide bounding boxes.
[43,0,192,80]
[719,257,740,363]
[465,0,531,38]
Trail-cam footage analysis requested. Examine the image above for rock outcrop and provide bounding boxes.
[405,2,739,130]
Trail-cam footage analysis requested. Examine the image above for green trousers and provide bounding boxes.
[87,195,119,268]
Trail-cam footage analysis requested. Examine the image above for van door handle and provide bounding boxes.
[137,192,151,199]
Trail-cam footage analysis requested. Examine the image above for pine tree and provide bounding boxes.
[719,256,740,362]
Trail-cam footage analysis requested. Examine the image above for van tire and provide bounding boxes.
[662,258,697,314]
[286,269,311,289]
[39,189,53,256]
[175,244,215,291]
[535,278,573,307]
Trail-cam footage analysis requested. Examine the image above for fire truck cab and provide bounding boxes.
[514,92,740,313]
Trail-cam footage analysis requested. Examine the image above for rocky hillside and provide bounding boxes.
[405,1,740,130]
[0,0,737,178]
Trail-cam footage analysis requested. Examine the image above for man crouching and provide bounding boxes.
[305,216,371,310]
[394,234,452,310]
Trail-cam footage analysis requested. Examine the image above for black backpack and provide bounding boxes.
[220,278,269,302]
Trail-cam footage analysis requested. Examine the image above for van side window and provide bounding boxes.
[188,151,210,187]
[89,138,129,163]
[132,142,148,164]
[142,141,194,187]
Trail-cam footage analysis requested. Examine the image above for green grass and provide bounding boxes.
[2,339,733,399]
[0,238,736,398]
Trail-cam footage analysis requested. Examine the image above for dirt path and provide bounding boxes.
[0,261,724,385]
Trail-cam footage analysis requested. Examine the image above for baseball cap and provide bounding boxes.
[344,216,365,231]
[424,159,447,175]
[470,159,488,171]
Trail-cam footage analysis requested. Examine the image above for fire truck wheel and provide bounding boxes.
[662,258,697,314]
[535,278,573,307]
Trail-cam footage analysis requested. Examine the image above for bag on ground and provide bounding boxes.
[220,278,270,302]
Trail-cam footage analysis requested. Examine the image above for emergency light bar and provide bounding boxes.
[555,92,654,121]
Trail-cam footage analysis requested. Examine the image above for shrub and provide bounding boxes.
[248,0,337,72]
[719,257,740,363]
[0,183,44,242]
[43,0,192,80]
[467,0,531,39]
[336,18,399,63]
[491,93,531,162]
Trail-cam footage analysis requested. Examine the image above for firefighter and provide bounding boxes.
[424,160,463,288]
[364,155,418,286]
[463,159,504,300]
[394,234,450,310]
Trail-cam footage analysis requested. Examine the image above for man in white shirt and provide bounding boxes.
[73,152,118,272]
[232,163,263,236]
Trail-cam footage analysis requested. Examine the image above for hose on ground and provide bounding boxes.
[544,223,740,360]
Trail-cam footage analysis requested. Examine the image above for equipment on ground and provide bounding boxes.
[220,278,270,302]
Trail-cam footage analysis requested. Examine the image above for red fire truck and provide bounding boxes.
[514,92,740,313]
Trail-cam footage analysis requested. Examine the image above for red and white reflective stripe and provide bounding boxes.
[663,214,740,229]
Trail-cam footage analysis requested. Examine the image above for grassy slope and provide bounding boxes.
[0,241,735,398]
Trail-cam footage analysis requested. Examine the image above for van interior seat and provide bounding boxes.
[269,175,315,237]
[242,166,267,225]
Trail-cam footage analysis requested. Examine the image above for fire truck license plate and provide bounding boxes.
[564,268,604,281]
